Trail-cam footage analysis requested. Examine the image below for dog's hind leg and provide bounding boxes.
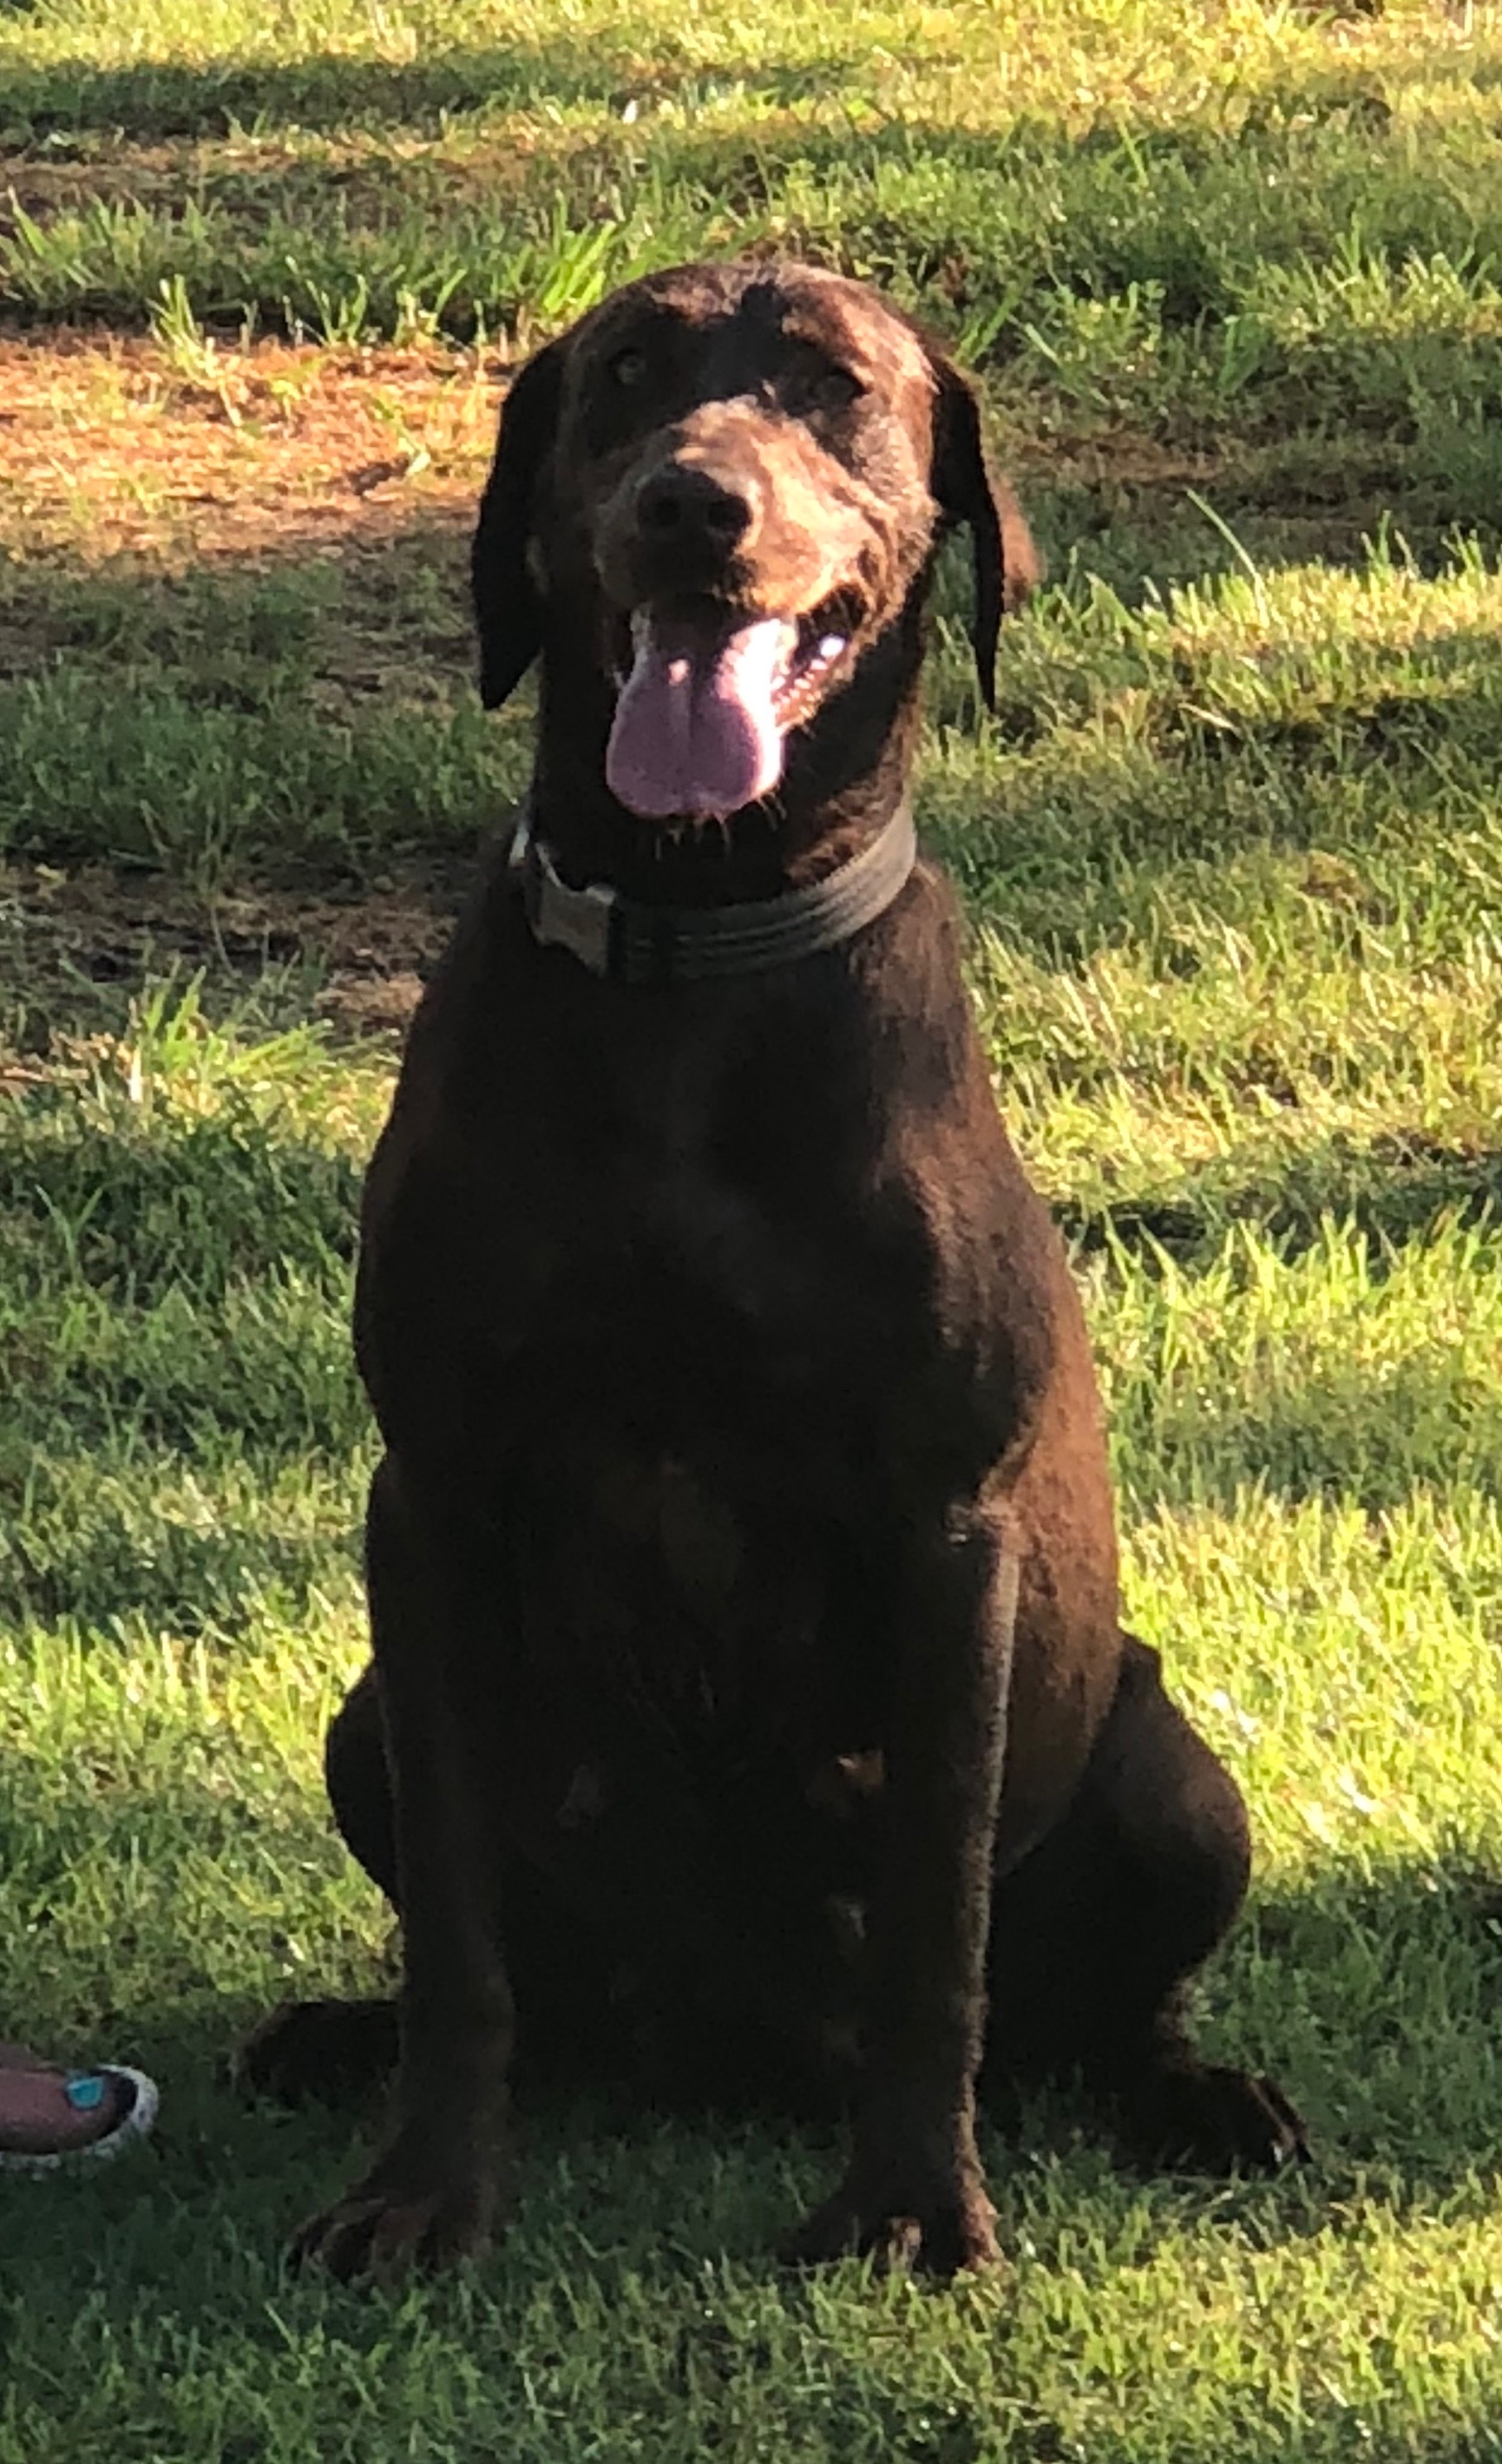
[243,1650,621,2114]
[980,1634,1307,2172]
[237,1668,401,2107]
[325,1660,399,1899]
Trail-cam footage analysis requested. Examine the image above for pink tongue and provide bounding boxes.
[607,613,790,819]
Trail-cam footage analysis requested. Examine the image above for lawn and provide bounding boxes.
[4,0,1502,2455]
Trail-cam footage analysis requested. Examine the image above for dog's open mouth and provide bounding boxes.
[605,598,856,821]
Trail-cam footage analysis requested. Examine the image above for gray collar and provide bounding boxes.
[509,796,917,984]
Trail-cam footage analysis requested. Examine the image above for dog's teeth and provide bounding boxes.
[817,634,848,661]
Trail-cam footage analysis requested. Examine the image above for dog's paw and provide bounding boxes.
[290,2161,506,2282]
[1130,2063,1310,2176]
[780,2162,1002,2277]
[236,1996,399,2107]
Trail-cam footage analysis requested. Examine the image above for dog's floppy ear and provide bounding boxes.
[929,355,1040,714]
[470,337,569,711]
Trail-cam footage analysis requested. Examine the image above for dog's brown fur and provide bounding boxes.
[244,260,1306,2278]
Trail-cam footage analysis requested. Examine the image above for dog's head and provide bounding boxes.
[473,260,1037,825]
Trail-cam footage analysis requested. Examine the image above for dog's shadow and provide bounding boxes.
[1211,1855,1502,2202]
[0,1853,1496,2464]
[5,1849,1501,2283]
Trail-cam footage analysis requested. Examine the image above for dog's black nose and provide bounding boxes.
[635,463,755,551]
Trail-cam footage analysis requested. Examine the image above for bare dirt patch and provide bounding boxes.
[1,852,472,1050]
[0,327,505,566]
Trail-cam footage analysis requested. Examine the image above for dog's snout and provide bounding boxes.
[634,463,757,553]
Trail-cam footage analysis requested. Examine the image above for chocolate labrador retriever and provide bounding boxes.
[246,259,1306,2277]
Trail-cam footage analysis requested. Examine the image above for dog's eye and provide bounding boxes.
[609,347,648,389]
[806,366,864,413]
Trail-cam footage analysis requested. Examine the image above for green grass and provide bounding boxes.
[6,0,1502,2456]
[5,0,1502,476]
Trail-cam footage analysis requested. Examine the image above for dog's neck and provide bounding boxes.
[526,601,928,909]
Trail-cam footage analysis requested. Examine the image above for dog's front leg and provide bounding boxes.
[784,1506,1016,2277]
[293,1452,515,2279]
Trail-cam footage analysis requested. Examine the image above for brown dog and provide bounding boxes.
[245,259,1306,2277]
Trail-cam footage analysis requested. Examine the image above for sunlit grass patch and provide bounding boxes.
[3,0,1502,487]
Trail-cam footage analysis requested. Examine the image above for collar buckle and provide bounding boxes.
[512,808,618,975]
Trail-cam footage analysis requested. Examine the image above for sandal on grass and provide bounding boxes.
[0,2042,159,2175]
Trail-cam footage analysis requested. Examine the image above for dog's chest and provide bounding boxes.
[515,1421,875,1778]
[493,1030,901,1390]
[497,1069,897,1761]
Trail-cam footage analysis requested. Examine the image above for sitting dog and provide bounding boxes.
[246,259,1307,2277]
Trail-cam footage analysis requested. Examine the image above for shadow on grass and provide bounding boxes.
[0,1484,362,1639]
[1130,1337,1502,1516]
[1064,1131,1502,1513]
[0,1096,360,1301]
[1062,1132,1502,1271]
[0,1848,1498,2310]
[2,38,871,142]
[6,507,1502,891]
[0,1095,370,1478]
[0,39,1420,149]
[5,62,1502,529]
[0,522,535,887]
